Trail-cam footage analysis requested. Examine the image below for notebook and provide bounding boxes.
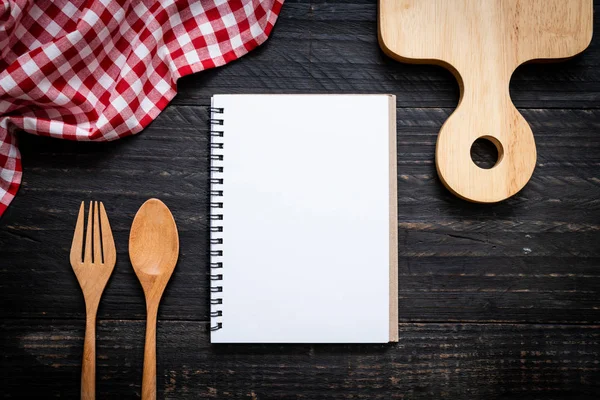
[209,94,398,343]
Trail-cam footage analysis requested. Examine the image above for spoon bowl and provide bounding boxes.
[130,198,179,280]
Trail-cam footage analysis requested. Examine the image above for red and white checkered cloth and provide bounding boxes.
[0,0,283,216]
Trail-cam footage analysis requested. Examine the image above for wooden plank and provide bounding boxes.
[2,229,599,323]
[1,319,599,399]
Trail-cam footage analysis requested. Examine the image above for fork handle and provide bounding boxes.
[81,311,97,400]
[142,304,158,400]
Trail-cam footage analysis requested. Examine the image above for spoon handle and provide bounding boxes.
[142,305,158,400]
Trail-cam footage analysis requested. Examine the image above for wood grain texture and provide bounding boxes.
[1,0,599,398]
[2,320,599,399]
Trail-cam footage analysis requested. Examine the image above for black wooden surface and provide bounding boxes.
[1,1,599,398]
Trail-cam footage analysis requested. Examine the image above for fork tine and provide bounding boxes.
[70,202,85,266]
[99,202,116,265]
[93,201,102,264]
[84,201,93,263]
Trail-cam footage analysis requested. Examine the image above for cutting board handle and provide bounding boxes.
[435,72,537,203]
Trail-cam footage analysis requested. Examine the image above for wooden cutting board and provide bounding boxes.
[379,0,593,203]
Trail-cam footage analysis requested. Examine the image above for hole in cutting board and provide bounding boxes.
[470,136,503,169]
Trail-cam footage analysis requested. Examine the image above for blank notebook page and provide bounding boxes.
[210,94,396,343]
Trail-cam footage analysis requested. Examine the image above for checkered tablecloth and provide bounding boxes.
[0,0,283,216]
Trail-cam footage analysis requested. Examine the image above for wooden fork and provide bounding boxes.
[70,201,116,400]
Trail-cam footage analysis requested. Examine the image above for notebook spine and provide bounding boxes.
[209,106,224,332]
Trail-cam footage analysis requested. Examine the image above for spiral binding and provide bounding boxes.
[209,106,224,332]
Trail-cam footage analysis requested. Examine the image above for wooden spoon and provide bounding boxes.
[129,199,179,400]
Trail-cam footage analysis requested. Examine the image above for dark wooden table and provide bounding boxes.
[2,1,599,398]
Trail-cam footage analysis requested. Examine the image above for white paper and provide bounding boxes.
[210,94,392,343]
